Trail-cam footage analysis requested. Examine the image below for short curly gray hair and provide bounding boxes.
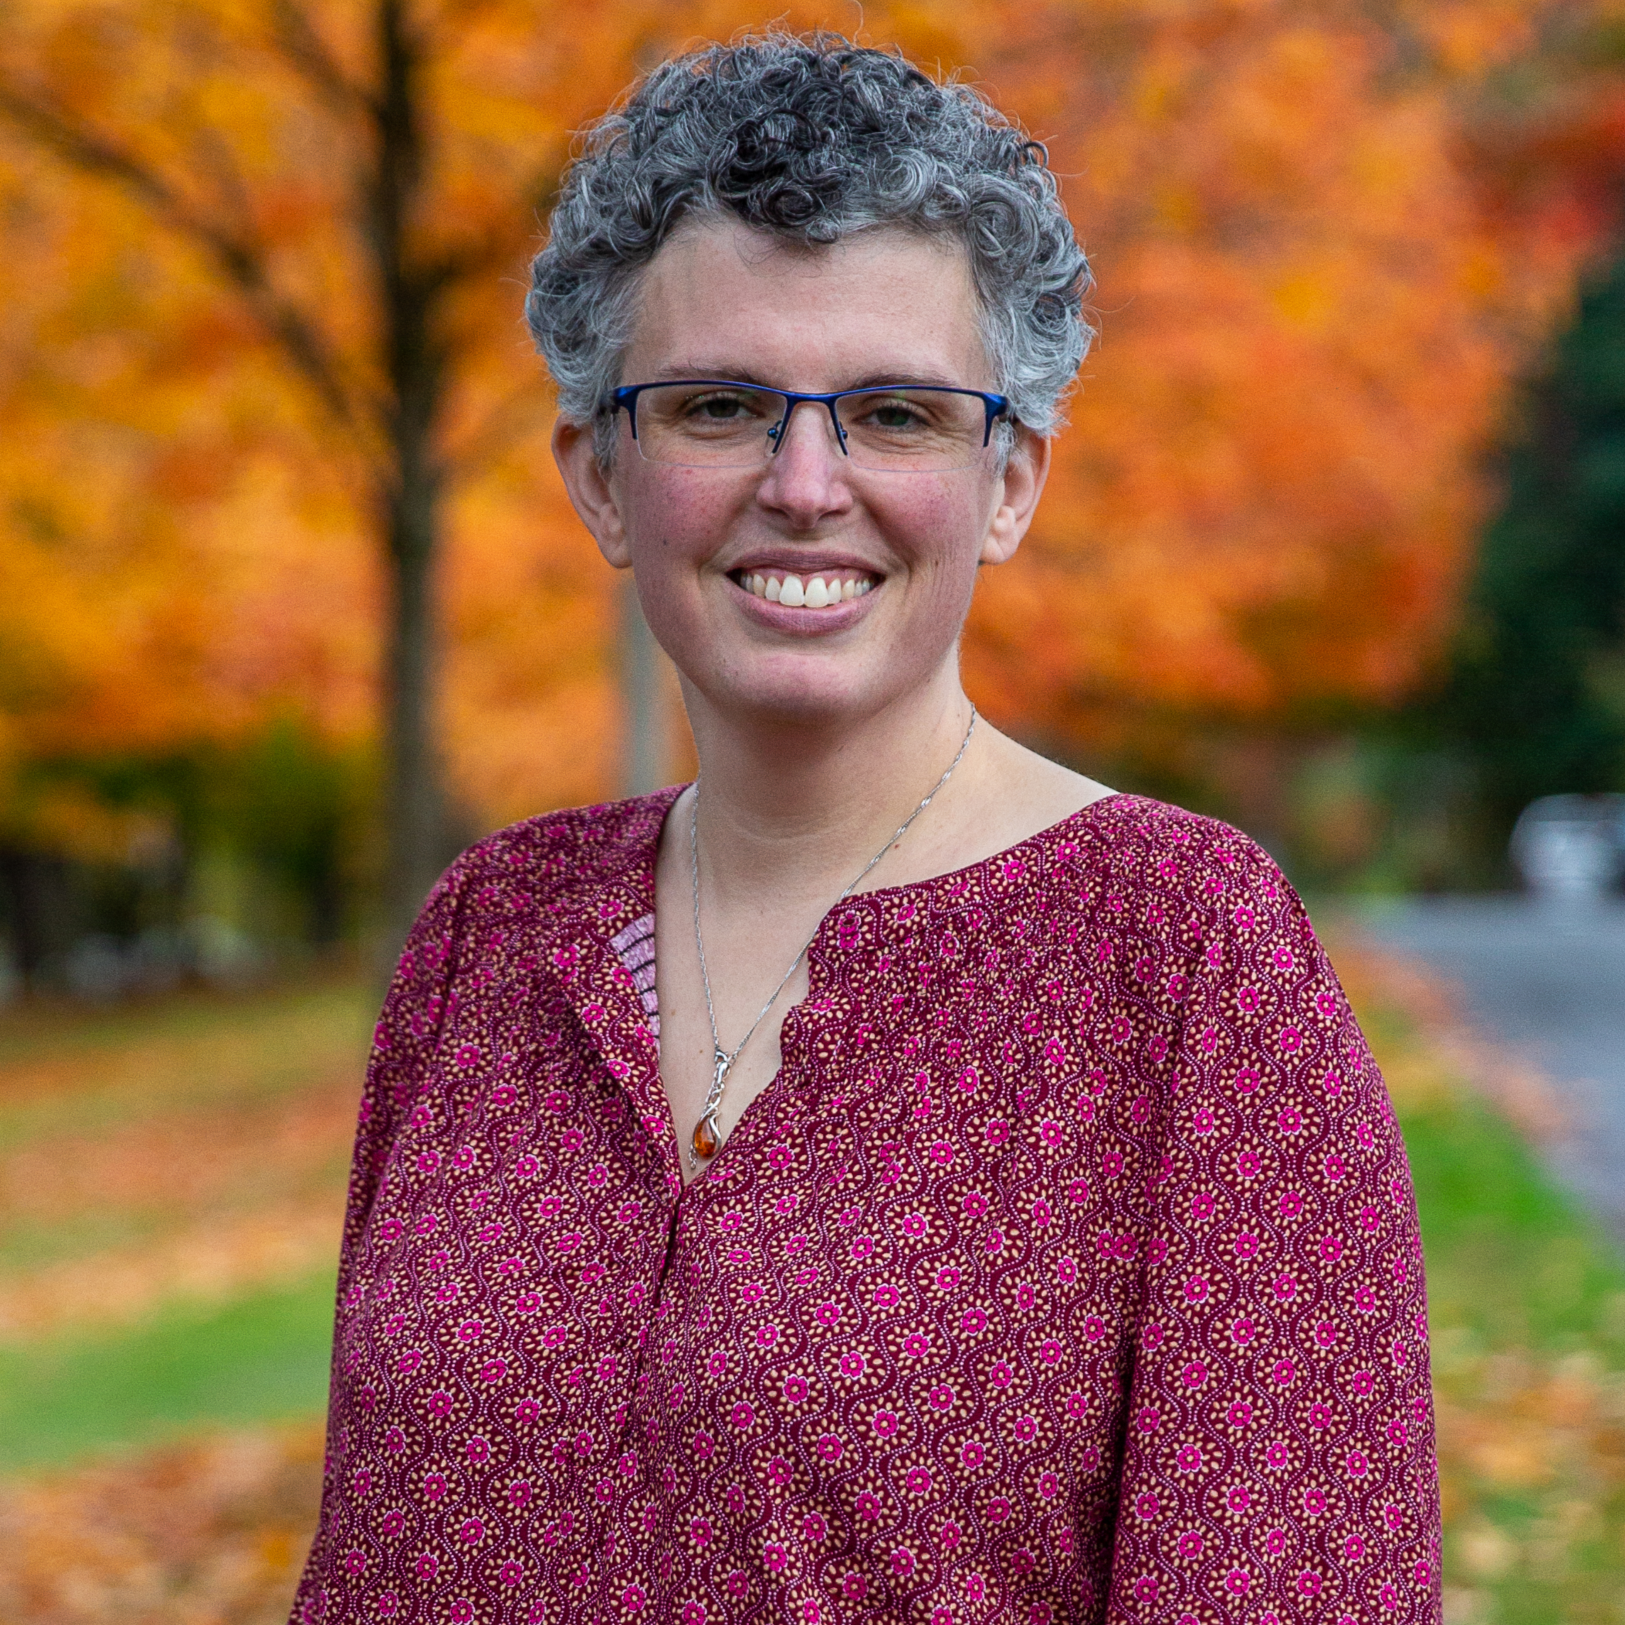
[526,33,1093,461]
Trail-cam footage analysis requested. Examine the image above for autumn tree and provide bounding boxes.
[0,0,679,952]
[1,0,1621,951]
[931,0,1623,817]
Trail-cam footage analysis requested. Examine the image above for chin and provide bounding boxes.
[710,657,939,731]
[728,679,877,727]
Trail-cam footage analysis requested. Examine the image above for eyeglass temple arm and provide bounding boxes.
[982,395,1011,446]
[613,386,641,440]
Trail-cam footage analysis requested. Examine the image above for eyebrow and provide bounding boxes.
[645,364,972,392]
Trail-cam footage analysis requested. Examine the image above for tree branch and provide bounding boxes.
[268,0,377,121]
[0,78,368,441]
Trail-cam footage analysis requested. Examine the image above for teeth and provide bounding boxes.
[740,570,876,607]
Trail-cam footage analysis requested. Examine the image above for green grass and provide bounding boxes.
[1361,993,1625,1625]
[0,1209,176,1274]
[0,1269,337,1470]
[1402,1090,1625,1358]
[0,971,1621,1620]
[0,979,362,1471]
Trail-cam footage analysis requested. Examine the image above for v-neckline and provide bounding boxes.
[606,785,1129,1198]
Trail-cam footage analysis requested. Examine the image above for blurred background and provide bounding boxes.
[1,0,1623,1620]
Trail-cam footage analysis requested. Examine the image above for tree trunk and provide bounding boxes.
[0,848,77,993]
[381,467,444,956]
[374,0,447,960]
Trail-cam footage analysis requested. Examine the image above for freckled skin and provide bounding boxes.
[557,220,1033,730]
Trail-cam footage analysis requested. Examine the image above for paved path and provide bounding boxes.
[1357,898,1625,1236]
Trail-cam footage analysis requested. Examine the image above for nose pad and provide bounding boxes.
[767,400,849,459]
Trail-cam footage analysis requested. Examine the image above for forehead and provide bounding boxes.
[622,217,989,390]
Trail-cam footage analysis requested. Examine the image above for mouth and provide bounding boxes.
[729,567,878,609]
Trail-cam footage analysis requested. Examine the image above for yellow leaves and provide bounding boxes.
[1410,0,1540,77]
[931,0,1617,749]
[1269,268,1335,329]
[0,1207,341,1341]
[1466,1429,1558,1491]
[1457,1517,1518,1578]
[1329,943,1625,1616]
[0,0,1618,832]
[0,1424,325,1623]
[869,5,966,73]
[0,781,167,867]
[1434,1342,1625,1584]
[1150,182,1202,233]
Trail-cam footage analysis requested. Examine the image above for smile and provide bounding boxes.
[731,568,877,608]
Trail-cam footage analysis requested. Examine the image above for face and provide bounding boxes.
[553,218,1050,731]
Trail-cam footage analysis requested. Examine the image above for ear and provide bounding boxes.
[553,416,631,569]
[979,425,1051,567]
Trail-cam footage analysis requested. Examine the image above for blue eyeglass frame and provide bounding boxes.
[610,380,1012,458]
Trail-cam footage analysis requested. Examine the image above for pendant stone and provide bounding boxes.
[691,1050,729,1162]
[692,1112,720,1160]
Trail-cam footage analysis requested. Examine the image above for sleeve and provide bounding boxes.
[1106,839,1441,1624]
[291,853,486,1623]
[333,849,483,1306]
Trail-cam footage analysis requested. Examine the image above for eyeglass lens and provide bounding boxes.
[629,385,991,471]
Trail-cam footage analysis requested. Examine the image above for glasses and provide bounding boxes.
[610,380,1011,472]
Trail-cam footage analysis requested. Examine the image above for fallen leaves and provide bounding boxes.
[0,1424,322,1625]
[0,1204,341,1341]
[1331,930,1625,1625]
[1434,1342,1625,1622]
[0,984,365,1339]
[2,962,1623,1621]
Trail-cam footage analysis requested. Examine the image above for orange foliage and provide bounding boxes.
[0,0,1619,835]
[945,0,1620,748]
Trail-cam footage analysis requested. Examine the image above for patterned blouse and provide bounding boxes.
[292,790,1441,1625]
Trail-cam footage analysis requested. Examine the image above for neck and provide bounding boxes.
[682,665,975,908]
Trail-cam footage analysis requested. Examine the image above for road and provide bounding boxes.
[1356,897,1625,1235]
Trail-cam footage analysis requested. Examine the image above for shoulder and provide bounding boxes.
[418,789,681,939]
[1066,793,1300,930]
[455,788,678,897]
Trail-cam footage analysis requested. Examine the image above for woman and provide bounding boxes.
[294,35,1441,1625]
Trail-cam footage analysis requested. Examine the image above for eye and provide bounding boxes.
[684,391,761,421]
[862,395,929,429]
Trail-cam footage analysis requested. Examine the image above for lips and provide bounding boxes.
[731,567,876,609]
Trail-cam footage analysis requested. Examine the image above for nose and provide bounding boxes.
[754,401,854,527]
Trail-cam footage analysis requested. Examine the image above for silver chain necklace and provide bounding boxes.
[687,705,978,1169]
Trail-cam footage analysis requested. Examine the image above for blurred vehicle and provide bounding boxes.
[1510,794,1625,901]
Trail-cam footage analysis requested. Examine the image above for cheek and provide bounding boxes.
[624,468,711,555]
[622,475,736,603]
[882,485,990,590]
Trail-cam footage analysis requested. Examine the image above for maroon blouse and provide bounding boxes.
[292,791,1441,1624]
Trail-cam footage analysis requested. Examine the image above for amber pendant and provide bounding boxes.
[692,1112,720,1160]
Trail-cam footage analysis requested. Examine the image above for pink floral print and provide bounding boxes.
[292,791,1441,1623]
